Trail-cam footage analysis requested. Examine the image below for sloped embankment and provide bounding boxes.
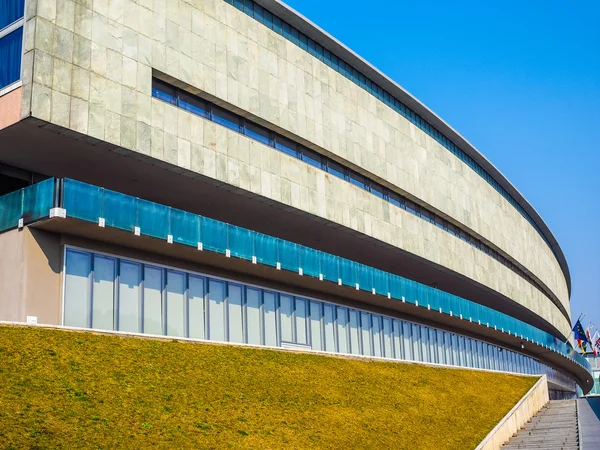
[0,325,536,449]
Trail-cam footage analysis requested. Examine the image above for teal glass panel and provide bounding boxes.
[321,253,339,282]
[200,217,227,253]
[403,279,417,304]
[138,199,168,239]
[103,189,137,232]
[279,240,299,271]
[357,265,373,292]
[254,232,277,267]
[22,178,54,222]
[228,224,253,260]
[388,275,403,300]
[373,269,388,296]
[0,188,22,231]
[64,178,101,223]
[339,258,356,287]
[299,246,320,278]
[170,208,199,246]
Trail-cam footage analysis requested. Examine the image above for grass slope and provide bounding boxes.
[0,325,536,449]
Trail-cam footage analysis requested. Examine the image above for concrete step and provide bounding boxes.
[502,400,579,450]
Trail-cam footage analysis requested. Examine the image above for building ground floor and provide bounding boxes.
[0,177,594,396]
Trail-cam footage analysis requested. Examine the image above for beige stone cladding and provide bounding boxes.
[20,0,571,336]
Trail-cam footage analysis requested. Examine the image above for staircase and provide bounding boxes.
[502,400,579,449]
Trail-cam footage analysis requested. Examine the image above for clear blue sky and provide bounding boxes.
[284,0,600,335]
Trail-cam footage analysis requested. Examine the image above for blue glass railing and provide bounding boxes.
[0,178,55,232]
[59,178,591,374]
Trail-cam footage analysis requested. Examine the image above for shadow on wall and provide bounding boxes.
[30,228,61,276]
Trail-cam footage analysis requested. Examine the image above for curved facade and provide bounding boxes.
[0,0,592,393]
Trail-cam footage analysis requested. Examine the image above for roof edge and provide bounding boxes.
[254,0,572,296]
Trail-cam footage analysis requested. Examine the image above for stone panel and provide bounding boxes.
[21,0,571,336]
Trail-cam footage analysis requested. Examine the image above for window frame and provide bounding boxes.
[0,0,26,93]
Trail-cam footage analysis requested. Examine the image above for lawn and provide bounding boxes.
[0,325,536,449]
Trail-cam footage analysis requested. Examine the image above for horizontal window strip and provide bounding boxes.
[59,177,590,376]
[151,77,563,318]
[61,246,577,390]
[221,0,554,258]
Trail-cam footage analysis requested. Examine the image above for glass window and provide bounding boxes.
[263,10,273,29]
[212,105,240,132]
[282,22,291,40]
[246,288,262,345]
[370,183,385,199]
[336,307,349,354]
[179,91,209,118]
[349,171,366,190]
[208,279,226,341]
[295,298,308,345]
[151,78,177,105]
[393,320,403,360]
[280,294,293,342]
[92,255,116,331]
[263,291,277,346]
[326,160,345,180]
[245,121,271,146]
[188,275,205,339]
[301,148,323,169]
[253,3,264,22]
[275,135,299,158]
[360,312,372,356]
[372,315,383,357]
[273,16,282,34]
[243,0,252,15]
[64,249,91,328]
[309,301,323,351]
[323,304,336,352]
[388,192,403,209]
[228,283,244,343]
[118,261,141,333]
[299,33,308,51]
[349,310,361,355]
[1,0,24,30]
[402,321,413,360]
[143,266,163,335]
[382,318,393,359]
[166,271,185,337]
[405,199,417,215]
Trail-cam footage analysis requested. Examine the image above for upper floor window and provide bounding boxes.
[0,0,25,91]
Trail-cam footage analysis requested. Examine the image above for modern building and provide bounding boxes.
[0,0,593,395]
[584,356,600,396]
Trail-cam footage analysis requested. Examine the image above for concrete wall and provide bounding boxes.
[18,0,571,337]
[475,375,550,450]
[0,228,62,324]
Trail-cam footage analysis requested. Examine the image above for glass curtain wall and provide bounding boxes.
[63,247,575,391]
[0,0,24,90]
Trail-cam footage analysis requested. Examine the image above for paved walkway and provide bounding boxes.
[502,400,579,449]
[578,397,600,449]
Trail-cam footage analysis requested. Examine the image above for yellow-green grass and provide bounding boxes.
[0,325,536,449]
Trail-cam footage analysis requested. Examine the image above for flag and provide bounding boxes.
[594,331,600,357]
[573,319,590,353]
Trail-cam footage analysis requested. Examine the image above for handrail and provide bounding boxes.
[58,177,591,375]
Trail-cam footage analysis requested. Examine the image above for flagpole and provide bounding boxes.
[565,313,584,346]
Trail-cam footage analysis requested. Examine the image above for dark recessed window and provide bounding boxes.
[370,183,385,199]
[179,91,208,118]
[349,171,366,190]
[245,121,271,146]
[212,105,240,132]
[327,160,345,180]
[301,148,323,169]
[388,192,403,209]
[405,199,417,215]
[275,136,299,158]
[152,78,177,105]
